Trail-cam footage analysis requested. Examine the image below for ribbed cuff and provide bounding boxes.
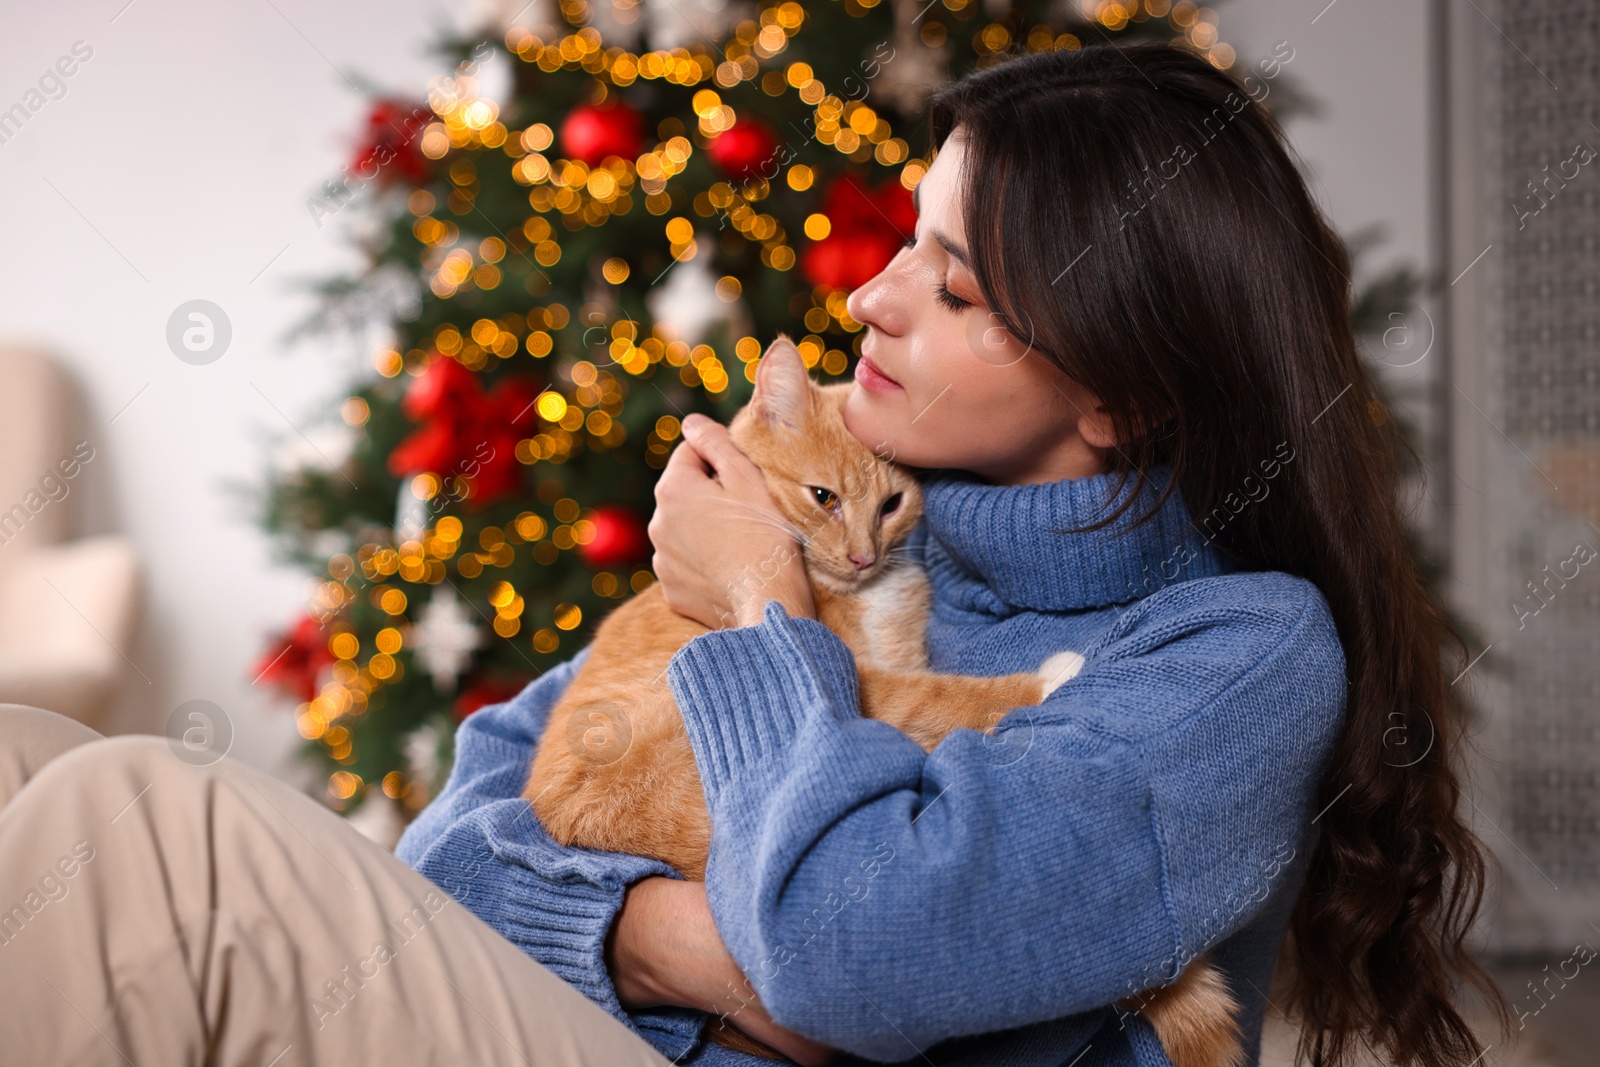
[490,845,708,1060]
[667,600,859,799]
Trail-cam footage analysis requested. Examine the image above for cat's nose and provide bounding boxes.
[850,553,876,571]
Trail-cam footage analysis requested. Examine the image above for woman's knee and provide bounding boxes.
[0,705,105,810]
[31,736,331,858]
[49,733,200,779]
[0,704,104,753]
[23,734,215,819]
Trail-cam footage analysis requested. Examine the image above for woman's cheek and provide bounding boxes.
[845,389,943,468]
[908,396,985,468]
[843,388,906,457]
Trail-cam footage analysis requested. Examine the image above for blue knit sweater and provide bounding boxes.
[396,464,1347,1067]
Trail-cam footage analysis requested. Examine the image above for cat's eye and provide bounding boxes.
[810,487,840,512]
[880,493,903,517]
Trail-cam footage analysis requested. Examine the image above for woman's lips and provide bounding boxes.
[854,354,902,393]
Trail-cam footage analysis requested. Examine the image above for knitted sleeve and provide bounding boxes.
[394,652,709,1062]
[664,576,1347,1062]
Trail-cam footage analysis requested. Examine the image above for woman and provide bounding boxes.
[0,40,1500,1067]
[591,39,1505,1067]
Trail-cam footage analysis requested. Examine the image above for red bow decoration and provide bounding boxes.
[387,357,541,507]
[799,175,918,290]
[350,99,434,188]
[453,677,535,721]
[252,614,335,703]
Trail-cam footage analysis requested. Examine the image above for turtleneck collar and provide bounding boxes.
[919,462,1237,614]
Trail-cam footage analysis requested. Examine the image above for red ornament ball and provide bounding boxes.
[560,101,645,167]
[707,118,779,180]
[799,176,918,290]
[800,230,902,291]
[579,506,651,570]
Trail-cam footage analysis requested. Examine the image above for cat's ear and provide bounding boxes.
[750,334,813,430]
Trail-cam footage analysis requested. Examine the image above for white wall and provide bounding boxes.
[0,0,494,777]
[0,0,1433,777]
[1224,0,1433,285]
[1222,0,1443,537]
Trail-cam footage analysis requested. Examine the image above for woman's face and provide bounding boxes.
[842,128,1112,486]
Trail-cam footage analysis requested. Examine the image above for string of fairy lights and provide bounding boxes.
[295,0,1236,808]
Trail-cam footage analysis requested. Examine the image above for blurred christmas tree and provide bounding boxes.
[254,0,1416,823]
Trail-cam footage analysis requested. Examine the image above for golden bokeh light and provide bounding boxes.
[537,392,568,421]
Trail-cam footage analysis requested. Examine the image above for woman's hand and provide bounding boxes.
[649,414,814,629]
[608,877,836,1067]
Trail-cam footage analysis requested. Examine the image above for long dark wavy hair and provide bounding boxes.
[926,40,1507,1066]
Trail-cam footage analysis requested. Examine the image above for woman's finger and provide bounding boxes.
[681,416,763,492]
[657,433,716,492]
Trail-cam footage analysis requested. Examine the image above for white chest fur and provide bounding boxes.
[837,561,1086,693]
[850,562,934,672]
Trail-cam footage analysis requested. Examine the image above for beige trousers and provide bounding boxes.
[0,704,673,1067]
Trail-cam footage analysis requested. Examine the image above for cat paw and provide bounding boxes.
[1037,650,1086,696]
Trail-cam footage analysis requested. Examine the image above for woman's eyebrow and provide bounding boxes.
[936,232,973,271]
[911,183,974,270]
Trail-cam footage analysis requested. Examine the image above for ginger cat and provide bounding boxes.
[523,336,1243,1067]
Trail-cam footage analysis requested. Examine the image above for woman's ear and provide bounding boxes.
[1077,400,1119,450]
[1056,374,1132,447]
[1078,395,1175,449]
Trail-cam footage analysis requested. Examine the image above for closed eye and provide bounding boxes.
[902,232,969,311]
[934,282,968,312]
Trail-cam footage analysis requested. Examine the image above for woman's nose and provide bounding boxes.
[845,253,911,337]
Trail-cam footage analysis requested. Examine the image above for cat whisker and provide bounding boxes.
[714,498,794,527]
[716,499,815,543]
